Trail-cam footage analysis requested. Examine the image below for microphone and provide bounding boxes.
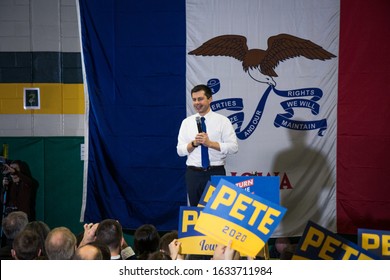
[196,117,203,133]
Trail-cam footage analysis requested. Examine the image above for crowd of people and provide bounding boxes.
[0,210,295,260]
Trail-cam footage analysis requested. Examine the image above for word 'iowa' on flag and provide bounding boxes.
[293,221,382,260]
[195,179,286,257]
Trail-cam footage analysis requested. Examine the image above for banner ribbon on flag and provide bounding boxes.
[211,85,327,139]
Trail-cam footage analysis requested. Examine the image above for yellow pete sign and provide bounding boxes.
[178,206,218,255]
[292,221,381,260]
[195,179,286,257]
[358,228,390,259]
[197,181,215,208]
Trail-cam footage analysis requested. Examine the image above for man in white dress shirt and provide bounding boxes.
[177,84,238,206]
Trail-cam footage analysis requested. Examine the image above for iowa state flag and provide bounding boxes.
[187,0,338,237]
[78,0,390,235]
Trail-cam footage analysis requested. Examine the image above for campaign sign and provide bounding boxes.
[293,221,382,260]
[178,206,218,255]
[195,179,286,257]
[197,181,215,208]
[211,176,280,204]
[358,228,390,259]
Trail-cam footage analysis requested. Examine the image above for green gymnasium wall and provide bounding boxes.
[0,50,85,234]
[0,2,104,240]
[1,137,85,235]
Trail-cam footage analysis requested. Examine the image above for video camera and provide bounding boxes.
[1,156,13,180]
[0,156,11,166]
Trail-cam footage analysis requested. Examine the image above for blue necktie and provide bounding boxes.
[201,117,210,169]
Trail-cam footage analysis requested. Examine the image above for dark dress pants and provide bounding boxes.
[185,166,226,206]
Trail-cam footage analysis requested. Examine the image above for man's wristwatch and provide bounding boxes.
[191,141,198,148]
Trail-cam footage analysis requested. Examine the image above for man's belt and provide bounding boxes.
[187,165,224,172]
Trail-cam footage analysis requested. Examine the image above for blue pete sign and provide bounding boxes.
[195,179,286,257]
[211,176,280,204]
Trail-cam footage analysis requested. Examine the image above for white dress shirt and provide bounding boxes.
[177,110,238,167]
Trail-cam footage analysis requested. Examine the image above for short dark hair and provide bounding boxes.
[24,221,50,257]
[191,84,212,98]
[95,219,123,251]
[159,230,178,255]
[147,251,171,260]
[134,224,160,259]
[13,229,42,260]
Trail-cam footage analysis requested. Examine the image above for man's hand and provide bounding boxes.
[78,223,99,247]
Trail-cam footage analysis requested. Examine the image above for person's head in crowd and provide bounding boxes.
[87,241,111,260]
[95,219,123,258]
[24,221,50,257]
[8,160,31,184]
[11,229,42,260]
[45,227,77,260]
[2,211,29,241]
[134,224,160,260]
[274,237,291,257]
[147,251,171,260]
[73,243,103,260]
[279,244,297,260]
[159,230,178,256]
